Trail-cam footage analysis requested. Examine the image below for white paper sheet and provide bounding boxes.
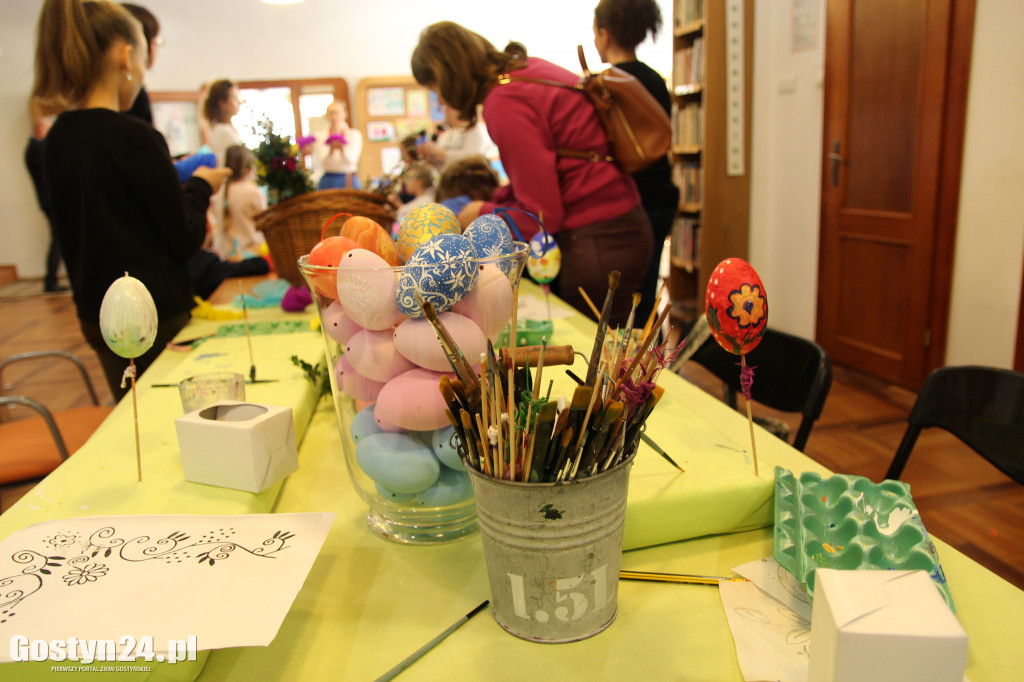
[733,556,812,621]
[720,581,810,682]
[0,513,334,661]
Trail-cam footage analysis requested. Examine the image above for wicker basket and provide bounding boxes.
[256,189,397,286]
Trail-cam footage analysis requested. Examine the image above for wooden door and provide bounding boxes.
[817,0,973,388]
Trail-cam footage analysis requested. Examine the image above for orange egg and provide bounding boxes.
[341,216,402,266]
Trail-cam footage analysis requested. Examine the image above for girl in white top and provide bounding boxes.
[313,100,363,190]
[417,104,496,170]
[223,144,267,256]
[202,79,242,252]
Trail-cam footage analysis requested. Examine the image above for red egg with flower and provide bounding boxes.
[704,258,768,355]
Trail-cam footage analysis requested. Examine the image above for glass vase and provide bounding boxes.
[300,243,528,543]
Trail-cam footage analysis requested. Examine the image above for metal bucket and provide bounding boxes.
[467,455,634,643]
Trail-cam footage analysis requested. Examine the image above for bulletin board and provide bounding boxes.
[354,76,445,182]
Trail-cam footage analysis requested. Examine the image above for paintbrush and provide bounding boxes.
[541,400,570,481]
[585,271,621,386]
[577,286,601,319]
[640,432,684,472]
[526,400,558,482]
[418,296,481,409]
[613,304,671,395]
[581,400,623,476]
[619,570,748,586]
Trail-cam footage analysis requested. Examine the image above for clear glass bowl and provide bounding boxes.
[299,243,528,543]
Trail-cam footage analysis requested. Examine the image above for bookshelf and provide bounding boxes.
[668,0,752,326]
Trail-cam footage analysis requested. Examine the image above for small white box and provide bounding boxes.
[174,401,298,493]
[808,568,967,682]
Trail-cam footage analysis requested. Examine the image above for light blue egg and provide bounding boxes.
[350,404,383,443]
[355,432,440,493]
[431,425,466,471]
[395,233,478,318]
[375,483,417,503]
[417,468,474,507]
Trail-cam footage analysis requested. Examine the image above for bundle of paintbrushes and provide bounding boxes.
[418,272,681,484]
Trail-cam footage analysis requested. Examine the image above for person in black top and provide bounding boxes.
[121,3,160,124]
[593,0,681,325]
[25,98,65,293]
[32,0,229,397]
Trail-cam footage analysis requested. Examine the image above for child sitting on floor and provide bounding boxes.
[434,154,501,217]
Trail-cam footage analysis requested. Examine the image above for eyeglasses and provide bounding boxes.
[153,36,165,47]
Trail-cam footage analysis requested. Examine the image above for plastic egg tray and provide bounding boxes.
[773,467,954,612]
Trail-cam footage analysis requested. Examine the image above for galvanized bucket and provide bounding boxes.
[467,455,634,643]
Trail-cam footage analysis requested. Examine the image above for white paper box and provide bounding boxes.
[175,401,298,493]
[808,568,967,682]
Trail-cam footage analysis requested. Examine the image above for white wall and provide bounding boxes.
[2,0,1022,369]
[747,0,1024,370]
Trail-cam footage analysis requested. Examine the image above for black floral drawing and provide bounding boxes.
[0,524,297,623]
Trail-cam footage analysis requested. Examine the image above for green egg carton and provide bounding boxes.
[773,466,955,612]
[495,318,554,348]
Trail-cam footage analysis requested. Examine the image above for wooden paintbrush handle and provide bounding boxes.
[499,345,575,369]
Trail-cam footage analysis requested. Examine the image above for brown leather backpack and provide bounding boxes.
[497,45,672,174]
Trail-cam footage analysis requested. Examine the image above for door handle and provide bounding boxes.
[827,140,844,186]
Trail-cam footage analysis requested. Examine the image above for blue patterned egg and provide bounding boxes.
[417,468,473,507]
[355,432,440,494]
[465,214,514,263]
[396,202,460,263]
[395,233,478,318]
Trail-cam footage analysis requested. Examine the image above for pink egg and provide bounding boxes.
[335,355,384,402]
[336,248,403,331]
[452,263,514,341]
[373,405,406,433]
[346,328,416,383]
[393,313,487,372]
[322,301,363,345]
[375,368,452,432]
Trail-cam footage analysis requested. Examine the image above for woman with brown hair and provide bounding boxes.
[411,21,653,325]
[32,0,229,396]
[202,79,243,168]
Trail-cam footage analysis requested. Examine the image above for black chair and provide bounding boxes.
[681,327,833,452]
[885,366,1024,484]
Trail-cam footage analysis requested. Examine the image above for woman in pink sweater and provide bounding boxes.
[411,22,653,325]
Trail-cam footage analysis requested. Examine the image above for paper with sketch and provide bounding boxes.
[733,556,812,621]
[720,578,810,682]
[0,513,334,662]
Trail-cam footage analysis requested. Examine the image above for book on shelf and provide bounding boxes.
[672,37,704,87]
[672,161,702,206]
[673,102,703,147]
[674,0,704,27]
[671,216,701,272]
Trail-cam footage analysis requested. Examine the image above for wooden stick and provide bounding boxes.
[130,358,142,482]
[742,354,759,477]
[239,280,256,381]
[586,271,621,386]
[507,284,519,480]
[578,286,601,319]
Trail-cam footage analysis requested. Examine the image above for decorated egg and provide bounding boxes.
[341,215,401,266]
[351,403,384,443]
[393,313,486,372]
[374,367,452,431]
[375,483,416,503]
[396,202,461,263]
[307,236,360,299]
[99,273,157,359]
[452,263,515,341]
[395,233,478,318]
[417,468,473,506]
[335,355,384,402]
[321,301,363,345]
[431,425,466,471]
[704,258,768,355]
[527,232,561,283]
[355,432,440,494]
[336,248,403,330]
[464,214,515,270]
[346,328,416,383]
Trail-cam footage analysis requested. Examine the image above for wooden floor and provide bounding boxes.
[2,278,1023,592]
